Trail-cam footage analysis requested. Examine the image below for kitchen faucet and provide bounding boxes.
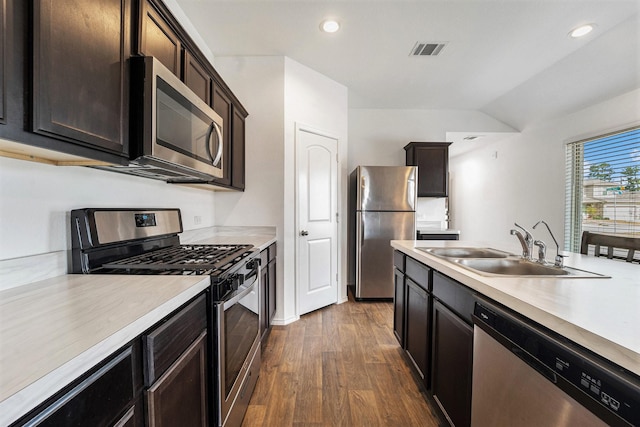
[510,223,534,260]
[533,220,567,267]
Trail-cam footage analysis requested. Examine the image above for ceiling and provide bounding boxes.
[176,0,640,130]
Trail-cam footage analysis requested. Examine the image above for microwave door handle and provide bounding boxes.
[204,122,215,164]
[211,121,223,167]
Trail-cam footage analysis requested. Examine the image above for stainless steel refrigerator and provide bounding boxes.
[348,166,417,299]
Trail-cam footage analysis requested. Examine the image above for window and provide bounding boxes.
[565,127,640,252]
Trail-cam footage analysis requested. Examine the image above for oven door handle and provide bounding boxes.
[223,280,257,310]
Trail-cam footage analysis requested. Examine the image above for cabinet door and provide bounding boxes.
[431,300,473,427]
[143,294,207,385]
[138,0,181,77]
[184,50,211,104]
[212,84,233,187]
[405,278,430,388]
[405,142,450,197]
[32,0,130,155]
[231,108,246,190]
[20,347,137,427]
[267,257,276,322]
[146,331,208,427]
[393,268,405,346]
[260,260,269,340]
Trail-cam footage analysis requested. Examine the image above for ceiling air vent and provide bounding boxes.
[410,42,447,57]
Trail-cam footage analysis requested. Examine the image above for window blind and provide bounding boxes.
[564,127,640,252]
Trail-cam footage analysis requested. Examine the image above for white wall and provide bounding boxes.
[347,109,515,172]
[283,57,349,311]
[213,56,348,324]
[0,155,216,260]
[211,57,286,229]
[450,88,640,253]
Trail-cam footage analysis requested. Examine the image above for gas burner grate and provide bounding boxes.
[102,244,254,274]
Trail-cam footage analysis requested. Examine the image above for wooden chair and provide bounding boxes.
[580,231,640,263]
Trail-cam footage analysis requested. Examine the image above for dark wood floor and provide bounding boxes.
[241,294,440,427]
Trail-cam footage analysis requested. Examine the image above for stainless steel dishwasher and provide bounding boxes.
[471,299,640,427]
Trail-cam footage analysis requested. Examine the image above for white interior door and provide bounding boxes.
[296,125,338,316]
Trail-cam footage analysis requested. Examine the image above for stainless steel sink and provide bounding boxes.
[454,258,608,278]
[417,247,512,258]
[416,246,608,278]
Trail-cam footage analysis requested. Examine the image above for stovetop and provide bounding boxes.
[98,244,255,276]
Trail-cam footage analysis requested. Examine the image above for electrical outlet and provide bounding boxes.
[194,215,202,225]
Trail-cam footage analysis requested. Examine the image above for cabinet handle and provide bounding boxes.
[300,230,309,236]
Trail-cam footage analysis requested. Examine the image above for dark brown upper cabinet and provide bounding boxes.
[404,142,451,197]
[211,83,247,191]
[231,107,246,190]
[0,0,5,124]
[184,51,211,105]
[138,0,181,78]
[212,84,232,187]
[2,0,248,187]
[32,0,131,156]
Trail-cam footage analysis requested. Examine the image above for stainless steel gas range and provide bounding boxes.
[70,208,260,427]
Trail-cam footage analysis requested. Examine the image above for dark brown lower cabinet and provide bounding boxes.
[146,331,208,427]
[259,248,269,341]
[143,294,208,426]
[431,300,473,427]
[392,267,405,346]
[267,247,277,323]
[13,345,141,427]
[405,278,431,388]
[260,243,277,344]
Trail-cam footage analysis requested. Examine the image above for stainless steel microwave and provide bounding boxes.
[95,56,224,182]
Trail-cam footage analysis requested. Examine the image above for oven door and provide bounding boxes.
[215,272,260,426]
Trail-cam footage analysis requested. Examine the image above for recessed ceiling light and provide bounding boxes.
[320,19,340,33]
[569,24,595,38]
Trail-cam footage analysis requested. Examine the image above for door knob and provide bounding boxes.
[300,230,309,236]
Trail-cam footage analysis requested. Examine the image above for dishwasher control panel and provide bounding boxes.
[474,302,640,427]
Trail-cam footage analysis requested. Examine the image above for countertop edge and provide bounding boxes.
[416,229,460,235]
[391,240,640,377]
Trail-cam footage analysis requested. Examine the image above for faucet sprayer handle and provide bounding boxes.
[533,240,547,263]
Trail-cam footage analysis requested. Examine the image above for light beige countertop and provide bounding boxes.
[391,240,640,377]
[180,226,276,251]
[0,274,209,426]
